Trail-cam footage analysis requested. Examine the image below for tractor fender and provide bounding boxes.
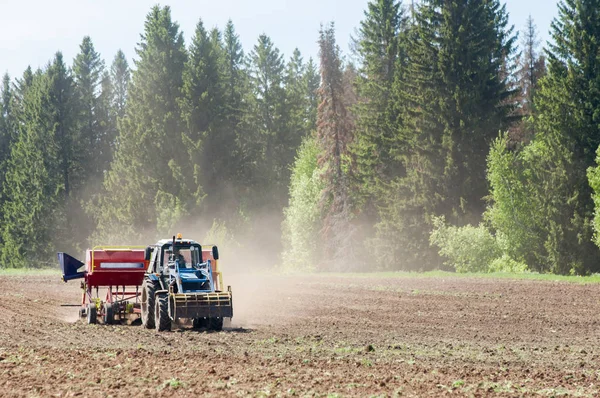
[147,274,159,281]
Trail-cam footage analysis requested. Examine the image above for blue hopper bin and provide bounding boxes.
[58,252,86,282]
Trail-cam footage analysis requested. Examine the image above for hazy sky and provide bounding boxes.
[0,0,558,79]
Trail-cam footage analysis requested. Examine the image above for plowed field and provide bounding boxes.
[1,272,600,397]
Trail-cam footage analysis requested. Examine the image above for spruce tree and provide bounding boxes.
[247,34,289,209]
[1,53,78,266]
[0,73,15,236]
[95,71,117,174]
[529,0,600,274]
[351,0,407,216]
[303,58,320,133]
[110,49,130,119]
[377,0,518,270]
[0,73,14,179]
[284,48,309,174]
[317,23,356,270]
[518,15,546,116]
[73,36,105,182]
[94,5,187,242]
[180,20,230,218]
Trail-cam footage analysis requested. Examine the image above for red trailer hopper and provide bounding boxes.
[59,246,149,324]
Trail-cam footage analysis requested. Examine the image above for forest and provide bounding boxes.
[0,0,599,275]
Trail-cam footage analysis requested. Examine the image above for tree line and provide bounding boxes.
[283,0,600,276]
[0,6,318,267]
[1,0,599,275]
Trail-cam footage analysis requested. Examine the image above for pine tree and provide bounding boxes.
[110,49,130,119]
[93,5,187,242]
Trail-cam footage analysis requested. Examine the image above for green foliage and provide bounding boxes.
[2,2,597,277]
[282,136,324,271]
[375,0,518,270]
[1,54,77,267]
[488,0,600,275]
[317,23,358,270]
[486,134,544,267]
[351,0,407,213]
[92,5,188,244]
[489,255,528,273]
[430,216,501,273]
[179,19,229,219]
[246,34,289,209]
[110,49,130,118]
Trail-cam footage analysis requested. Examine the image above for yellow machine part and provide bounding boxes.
[171,291,233,320]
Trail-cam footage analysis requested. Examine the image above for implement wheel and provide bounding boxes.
[208,317,223,331]
[87,304,97,324]
[155,294,171,332]
[103,303,114,325]
[141,280,157,329]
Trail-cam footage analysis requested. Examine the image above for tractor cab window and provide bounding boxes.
[163,245,200,269]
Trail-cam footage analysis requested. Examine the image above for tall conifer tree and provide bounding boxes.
[247,34,289,208]
[2,53,78,265]
[352,0,408,217]
[110,50,130,119]
[377,0,518,269]
[94,5,187,241]
[317,23,356,270]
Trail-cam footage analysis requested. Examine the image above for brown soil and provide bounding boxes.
[1,273,600,397]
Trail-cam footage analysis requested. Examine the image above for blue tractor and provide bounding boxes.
[141,234,233,331]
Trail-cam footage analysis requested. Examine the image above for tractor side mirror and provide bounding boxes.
[212,245,219,260]
[144,246,152,261]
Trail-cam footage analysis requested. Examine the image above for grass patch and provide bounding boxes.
[317,270,600,284]
[0,267,61,277]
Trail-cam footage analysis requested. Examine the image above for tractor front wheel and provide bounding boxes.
[141,280,157,329]
[155,294,171,332]
[87,304,97,324]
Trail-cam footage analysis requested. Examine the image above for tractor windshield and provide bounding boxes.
[163,245,202,268]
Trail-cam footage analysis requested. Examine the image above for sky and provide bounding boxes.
[0,0,559,79]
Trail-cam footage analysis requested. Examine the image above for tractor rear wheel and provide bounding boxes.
[103,303,114,325]
[208,317,223,331]
[141,280,157,329]
[87,304,97,324]
[155,294,171,332]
